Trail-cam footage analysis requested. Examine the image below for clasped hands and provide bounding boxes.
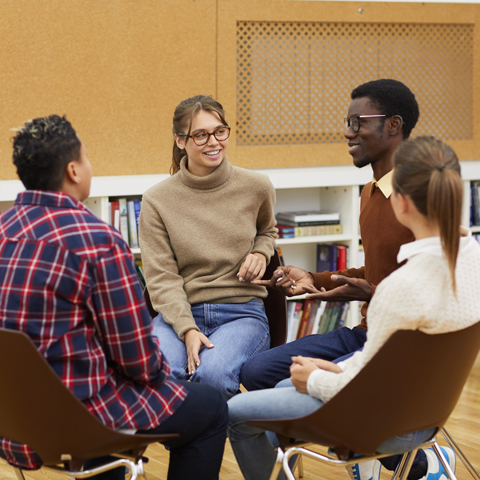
[252,265,372,302]
[290,356,342,393]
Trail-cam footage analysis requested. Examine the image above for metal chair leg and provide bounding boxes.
[441,428,480,480]
[433,442,458,480]
[12,467,26,480]
[297,455,304,478]
[269,447,285,480]
[393,449,418,480]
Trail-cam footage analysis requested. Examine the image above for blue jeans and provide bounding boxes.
[227,386,436,480]
[153,300,270,399]
[240,326,367,391]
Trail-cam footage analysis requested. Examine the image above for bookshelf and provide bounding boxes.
[2,160,480,327]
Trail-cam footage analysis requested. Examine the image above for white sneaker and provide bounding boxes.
[346,459,382,480]
[419,447,456,480]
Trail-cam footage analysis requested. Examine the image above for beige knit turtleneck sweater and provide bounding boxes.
[139,157,277,341]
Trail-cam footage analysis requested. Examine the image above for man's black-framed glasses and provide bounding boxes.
[344,115,387,133]
[178,126,231,146]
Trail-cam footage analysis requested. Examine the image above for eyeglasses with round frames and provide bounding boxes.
[344,115,387,133]
[177,126,231,146]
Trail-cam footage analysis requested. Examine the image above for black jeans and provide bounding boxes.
[83,380,228,480]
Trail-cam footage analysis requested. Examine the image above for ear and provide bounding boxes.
[65,160,82,184]
[388,115,404,136]
[398,192,413,214]
[175,134,186,150]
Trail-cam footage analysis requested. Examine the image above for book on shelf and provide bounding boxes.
[276,210,340,224]
[310,300,327,336]
[135,260,146,289]
[316,243,348,272]
[276,246,285,266]
[316,302,349,335]
[109,197,142,249]
[277,223,343,238]
[286,300,303,343]
[296,298,317,339]
[336,245,347,270]
[118,198,129,245]
[127,200,139,249]
[110,200,120,231]
[470,181,480,226]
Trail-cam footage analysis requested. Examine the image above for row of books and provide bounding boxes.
[471,181,480,226]
[276,210,341,238]
[287,299,349,343]
[316,243,348,272]
[109,198,142,249]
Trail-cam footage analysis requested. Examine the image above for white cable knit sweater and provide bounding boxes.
[307,230,480,403]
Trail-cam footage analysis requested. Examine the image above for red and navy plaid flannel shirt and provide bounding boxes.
[0,191,187,469]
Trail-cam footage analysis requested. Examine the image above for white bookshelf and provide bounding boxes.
[2,160,480,327]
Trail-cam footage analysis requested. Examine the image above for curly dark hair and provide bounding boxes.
[351,79,419,139]
[12,115,81,191]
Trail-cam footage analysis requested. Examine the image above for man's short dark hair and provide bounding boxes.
[351,79,420,139]
[12,115,81,191]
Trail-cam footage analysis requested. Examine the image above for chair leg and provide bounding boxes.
[297,455,304,478]
[12,467,26,480]
[433,442,458,480]
[392,450,418,480]
[283,448,301,480]
[441,427,480,480]
[269,447,285,480]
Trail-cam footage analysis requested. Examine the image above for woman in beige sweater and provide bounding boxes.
[139,95,277,399]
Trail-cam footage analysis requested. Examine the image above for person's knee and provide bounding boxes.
[193,366,238,400]
[239,354,264,391]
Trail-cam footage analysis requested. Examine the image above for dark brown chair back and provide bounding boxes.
[263,249,288,348]
[248,322,480,458]
[0,328,177,467]
[143,248,288,349]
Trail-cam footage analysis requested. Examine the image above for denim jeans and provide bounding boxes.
[227,386,436,480]
[240,326,367,391]
[153,300,270,399]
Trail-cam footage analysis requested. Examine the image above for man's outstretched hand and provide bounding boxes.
[303,275,372,302]
[251,265,314,297]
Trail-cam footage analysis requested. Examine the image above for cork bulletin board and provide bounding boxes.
[0,0,479,180]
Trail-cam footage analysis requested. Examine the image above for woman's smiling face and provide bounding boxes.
[175,109,229,177]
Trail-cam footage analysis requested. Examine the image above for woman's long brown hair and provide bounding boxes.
[392,135,463,293]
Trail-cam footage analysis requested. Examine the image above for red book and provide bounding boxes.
[110,200,120,230]
[296,299,317,339]
[336,245,347,271]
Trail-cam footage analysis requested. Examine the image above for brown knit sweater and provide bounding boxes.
[139,157,277,340]
[311,181,414,329]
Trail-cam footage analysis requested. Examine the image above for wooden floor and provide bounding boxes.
[2,352,479,480]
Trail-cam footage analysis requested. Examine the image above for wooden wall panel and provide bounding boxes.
[1,0,479,180]
[0,0,217,180]
[218,0,480,170]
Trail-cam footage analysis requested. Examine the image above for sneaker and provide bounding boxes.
[346,459,382,480]
[420,447,456,480]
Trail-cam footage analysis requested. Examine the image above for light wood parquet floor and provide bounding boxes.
[1,352,479,480]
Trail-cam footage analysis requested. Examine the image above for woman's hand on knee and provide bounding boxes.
[237,253,267,282]
[184,329,214,375]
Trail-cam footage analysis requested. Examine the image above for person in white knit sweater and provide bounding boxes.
[227,135,480,480]
[139,95,277,400]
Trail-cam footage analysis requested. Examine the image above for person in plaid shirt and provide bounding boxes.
[0,115,227,479]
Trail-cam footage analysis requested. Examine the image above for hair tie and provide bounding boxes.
[436,164,447,171]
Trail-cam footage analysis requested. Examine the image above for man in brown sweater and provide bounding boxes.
[242,78,418,386]
[241,79,427,480]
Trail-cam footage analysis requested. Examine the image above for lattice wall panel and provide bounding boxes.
[237,21,473,146]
